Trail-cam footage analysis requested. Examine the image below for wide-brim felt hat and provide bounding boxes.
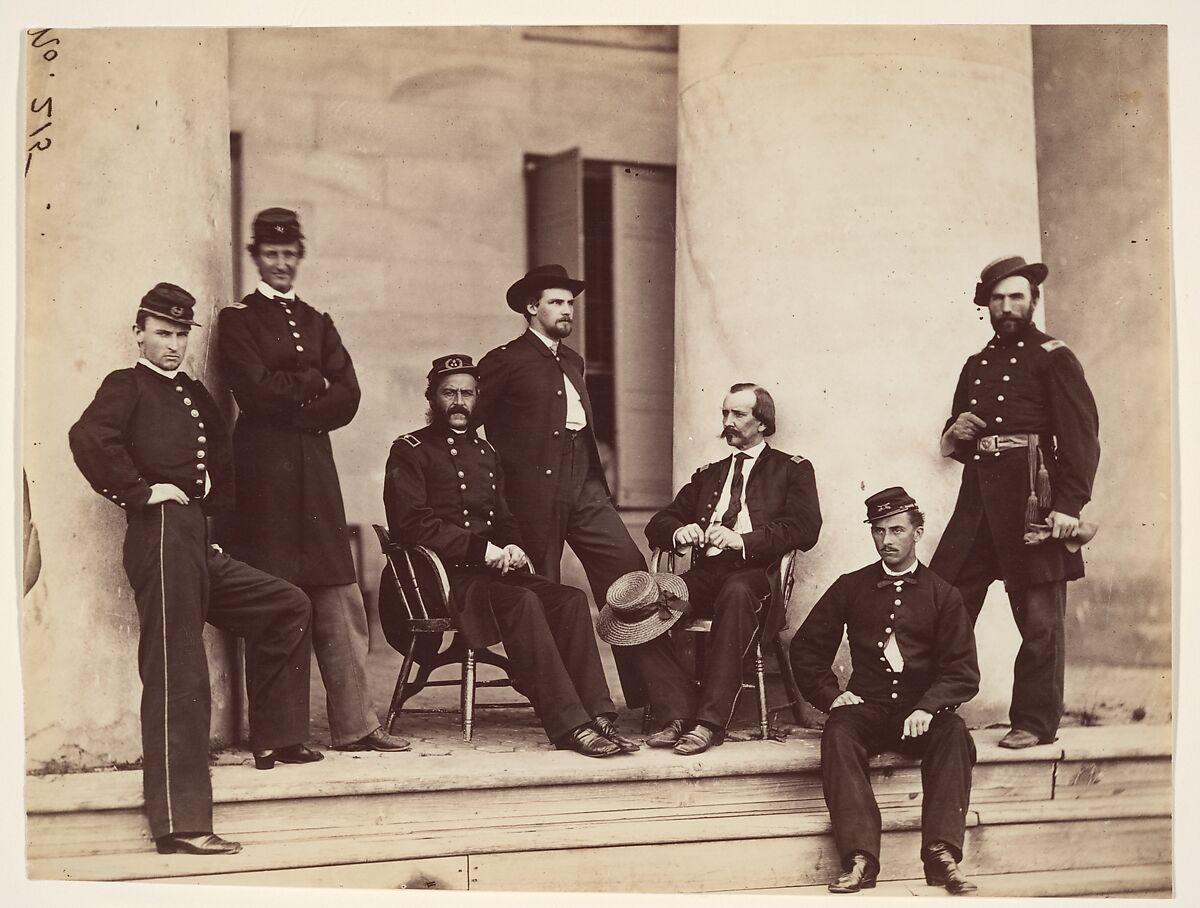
[597,570,690,646]
[505,264,586,313]
[973,255,1049,306]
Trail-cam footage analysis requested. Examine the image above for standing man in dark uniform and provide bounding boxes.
[477,264,648,704]
[218,208,408,753]
[791,487,980,895]
[611,383,821,755]
[383,355,638,757]
[69,283,317,856]
[930,256,1100,749]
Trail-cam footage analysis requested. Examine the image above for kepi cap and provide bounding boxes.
[864,486,920,523]
[426,354,479,382]
[137,282,201,327]
[251,207,304,245]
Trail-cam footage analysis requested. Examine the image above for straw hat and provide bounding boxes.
[597,570,690,646]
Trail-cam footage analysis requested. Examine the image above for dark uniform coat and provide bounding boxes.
[790,562,980,715]
[930,327,1100,591]
[69,362,312,840]
[70,364,234,513]
[476,330,605,562]
[70,364,233,514]
[217,289,360,586]
[383,423,525,654]
[645,445,823,638]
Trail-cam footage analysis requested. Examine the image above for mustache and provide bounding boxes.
[446,405,470,417]
[720,427,738,439]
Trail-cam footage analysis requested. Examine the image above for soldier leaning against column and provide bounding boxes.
[69,283,319,856]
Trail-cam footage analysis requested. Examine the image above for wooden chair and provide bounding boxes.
[643,546,807,739]
[371,524,530,742]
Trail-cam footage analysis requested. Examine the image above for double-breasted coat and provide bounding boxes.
[476,330,606,562]
[930,327,1100,591]
[382,422,526,656]
[217,289,360,586]
[645,445,823,638]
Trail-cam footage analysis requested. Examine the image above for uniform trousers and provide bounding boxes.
[952,521,1066,742]
[304,582,380,747]
[123,501,312,839]
[468,572,616,740]
[628,552,769,729]
[821,703,976,865]
[536,429,647,705]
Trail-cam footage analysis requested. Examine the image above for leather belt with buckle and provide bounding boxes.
[976,433,1032,453]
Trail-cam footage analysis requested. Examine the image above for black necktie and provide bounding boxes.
[876,571,916,589]
[719,453,750,529]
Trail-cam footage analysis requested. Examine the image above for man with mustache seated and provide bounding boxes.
[608,384,822,755]
[382,355,638,757]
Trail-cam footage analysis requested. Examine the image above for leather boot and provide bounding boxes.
[828,851,878,893]
[924,841,978,895]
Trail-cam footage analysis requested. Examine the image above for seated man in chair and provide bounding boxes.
[610,383,822,755]
[382,354,637,757]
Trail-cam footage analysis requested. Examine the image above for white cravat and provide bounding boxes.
[257,280,296,302]
[530,328,586,431]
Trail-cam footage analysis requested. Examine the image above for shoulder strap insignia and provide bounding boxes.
[398,434,421,448]
[1041,339,1068,352]
[790,454,807,464]
[227,301,247,309]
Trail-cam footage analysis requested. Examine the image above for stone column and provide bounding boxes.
[674,25,1043,722]
[23,28,235,769]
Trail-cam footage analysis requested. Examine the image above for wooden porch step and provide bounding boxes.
[757,863,1172,898]
[25,724,1173,890]
[28,789,1170,885]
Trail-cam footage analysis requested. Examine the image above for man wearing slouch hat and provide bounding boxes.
[930,255,1100,750]
[69,283,318,855]
[477,265,649,707]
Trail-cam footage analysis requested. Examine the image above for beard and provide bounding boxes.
[991,310,1034,337]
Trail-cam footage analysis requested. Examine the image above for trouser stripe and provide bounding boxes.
[159,506,173,830]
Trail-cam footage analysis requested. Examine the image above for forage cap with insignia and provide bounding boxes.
[426,354,479,381]
[137,282,201,327]
[863,486,920,523]
[251,207,304,245]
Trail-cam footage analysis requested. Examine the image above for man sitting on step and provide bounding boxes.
[790,487,980,895]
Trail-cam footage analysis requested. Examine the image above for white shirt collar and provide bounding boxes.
[137,357,180,380]
[529,327,559,353]
[881,558,920,577]
[257,280,296,302]
[729,440,767,462]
